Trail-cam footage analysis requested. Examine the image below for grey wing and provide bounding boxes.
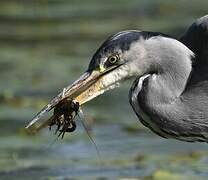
[180,15,208,87]
[179,15,208,133]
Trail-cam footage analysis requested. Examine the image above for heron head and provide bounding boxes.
[65,30,156,104]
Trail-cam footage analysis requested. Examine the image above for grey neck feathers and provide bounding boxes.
[141,37,193,105]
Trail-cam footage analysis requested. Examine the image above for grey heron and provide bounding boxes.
[27,15,208,142]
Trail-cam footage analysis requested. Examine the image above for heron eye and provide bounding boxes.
[107,54,119,64]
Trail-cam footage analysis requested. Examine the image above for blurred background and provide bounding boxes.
[0,0,208,180]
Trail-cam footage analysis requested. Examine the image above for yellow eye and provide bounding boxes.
[108,54,119,64]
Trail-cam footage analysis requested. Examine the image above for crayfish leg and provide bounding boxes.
[65,121,76,132]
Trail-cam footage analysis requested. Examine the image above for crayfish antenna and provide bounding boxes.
[78,108,101,159]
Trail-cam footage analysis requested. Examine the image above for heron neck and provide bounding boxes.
[142,38,193,104]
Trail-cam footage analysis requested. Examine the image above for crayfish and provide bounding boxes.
[48,98,79,139]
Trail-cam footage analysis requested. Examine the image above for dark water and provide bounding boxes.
[0,0,208,179]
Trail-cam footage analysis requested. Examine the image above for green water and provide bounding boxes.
[0,0,208,179]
